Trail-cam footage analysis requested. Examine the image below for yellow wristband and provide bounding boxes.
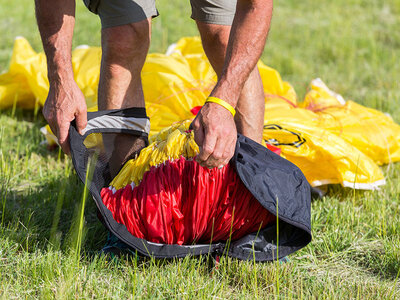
[205,97,236,117]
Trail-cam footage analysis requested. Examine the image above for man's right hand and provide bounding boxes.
[43,78,87,154]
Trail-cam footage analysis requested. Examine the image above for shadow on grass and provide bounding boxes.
[1,169,108,255]
[351,242,400,281]
[0,108,51,158]
[314,184,400,281]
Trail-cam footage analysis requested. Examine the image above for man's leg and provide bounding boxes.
[98,18,151,110]
[196,21,265,143]
[98,19,151,176]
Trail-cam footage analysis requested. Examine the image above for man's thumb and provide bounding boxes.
[75,110,88,135]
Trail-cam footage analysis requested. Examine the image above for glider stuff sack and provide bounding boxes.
[69,108,312,261]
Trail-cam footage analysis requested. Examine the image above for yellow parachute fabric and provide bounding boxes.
[1,36,400,189]
[0,38,100,111]
[110,120,198,190]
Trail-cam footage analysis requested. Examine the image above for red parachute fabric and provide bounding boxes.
[265,143,282,156]
[101,157,276,245]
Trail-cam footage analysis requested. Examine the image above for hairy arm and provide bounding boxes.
[211,0,273,105]
[35,0,87,153]
[193,0,273,168]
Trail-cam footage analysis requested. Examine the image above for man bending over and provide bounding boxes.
[35,0,273,169]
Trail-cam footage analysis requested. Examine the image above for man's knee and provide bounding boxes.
[101,19,151,62]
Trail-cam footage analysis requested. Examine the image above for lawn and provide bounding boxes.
[0,0,399,298]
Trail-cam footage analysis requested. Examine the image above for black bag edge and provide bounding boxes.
[69,108,312,261]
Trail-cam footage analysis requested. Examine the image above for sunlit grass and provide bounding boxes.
[0,0,399,298]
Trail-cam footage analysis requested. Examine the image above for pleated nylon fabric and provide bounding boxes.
[101,157,275,245]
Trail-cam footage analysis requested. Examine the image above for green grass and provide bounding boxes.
[1,0,400,298]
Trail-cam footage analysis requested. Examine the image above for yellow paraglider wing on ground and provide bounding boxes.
[1,36,400,189]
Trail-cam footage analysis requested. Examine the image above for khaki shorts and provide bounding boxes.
[83,0,236,28]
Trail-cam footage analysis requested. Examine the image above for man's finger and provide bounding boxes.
[221,154,232,169]
[75,109,88,135]
[197,129,217,164]
[58,123,71,155]
[226,135,237,158]
[192,119,205,151]
[47,121,59,143]
[203,135,226,168]
[216,135,236,169]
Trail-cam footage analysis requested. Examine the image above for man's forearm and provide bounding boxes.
[35,0,76,83]
[210,0,273,107]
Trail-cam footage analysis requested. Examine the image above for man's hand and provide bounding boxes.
[35,0,81,154]
[43,79,87,154]
[191,102,237,169]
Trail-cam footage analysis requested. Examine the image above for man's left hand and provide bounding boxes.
[191,102,237,169]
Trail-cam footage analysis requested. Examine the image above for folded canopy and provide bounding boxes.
[69,108,312,261]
